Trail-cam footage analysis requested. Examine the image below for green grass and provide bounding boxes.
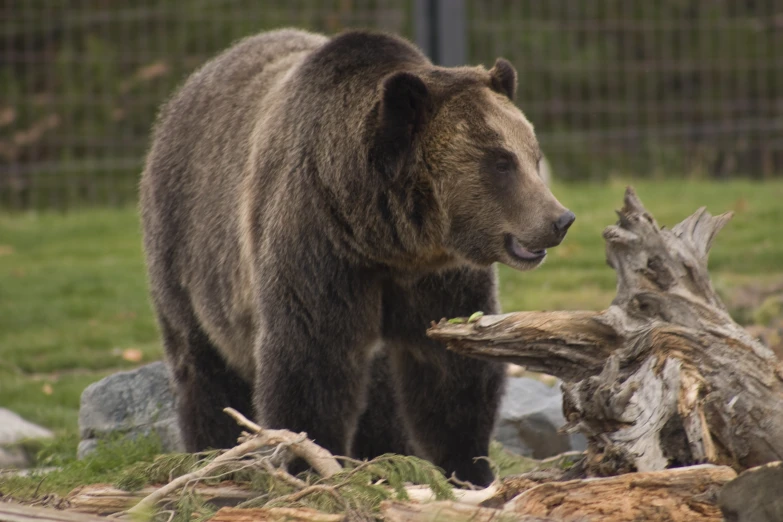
[498,179,783,311]
[1,179,782,459]
[1,433,163,499]
[0,207,160,439]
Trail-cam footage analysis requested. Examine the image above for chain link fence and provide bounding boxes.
[2,1,781,210]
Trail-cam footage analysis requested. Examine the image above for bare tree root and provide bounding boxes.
[429,187,783,476]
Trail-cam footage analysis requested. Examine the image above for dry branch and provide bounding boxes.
[223,407,342,478]
[123,407,501,519]
[429,187,783,475]
[126,408,342,518]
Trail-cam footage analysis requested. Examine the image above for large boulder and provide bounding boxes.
[494,376,586,459]
[78,361,184,458]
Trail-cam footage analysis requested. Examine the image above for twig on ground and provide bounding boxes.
[448,473,481,490]
[224,408,263,433]
[127,409,343,517]
[223,407,342,479]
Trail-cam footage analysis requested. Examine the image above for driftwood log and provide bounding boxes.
[381,500,555,522]
[381,465,735,522]
[429,187,783,475]
[0,502,110,522]
[502,464,735,522]
[211,507,346,522]
[62,484,254,516]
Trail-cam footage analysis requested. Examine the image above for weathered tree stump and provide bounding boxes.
[428,187,783,475]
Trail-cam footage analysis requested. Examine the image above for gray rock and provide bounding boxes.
[78,361,184,458]
[0,408,53,446]
[0,447,32,469]
[494,377,586,459]
[76,365,584,462]
[0,408,53,469]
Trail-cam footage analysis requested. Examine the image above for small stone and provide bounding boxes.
[78,361,184,458]
[493,377,586,459]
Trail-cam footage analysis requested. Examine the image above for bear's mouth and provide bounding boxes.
[505,234,547,263]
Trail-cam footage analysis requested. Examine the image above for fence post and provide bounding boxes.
[414,0,466,67]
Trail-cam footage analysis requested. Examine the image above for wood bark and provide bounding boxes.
[210,507,346,522]
[0,502,109,522]
[503,464,735,522]
[428,187,783,475]
[62,484,254,516]
[381,500,555,522]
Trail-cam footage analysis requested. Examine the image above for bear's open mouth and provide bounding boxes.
[505,234,547,262]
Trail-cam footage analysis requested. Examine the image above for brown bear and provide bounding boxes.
[139,28,574,487]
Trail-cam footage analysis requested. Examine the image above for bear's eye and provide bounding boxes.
[495,159,512,174]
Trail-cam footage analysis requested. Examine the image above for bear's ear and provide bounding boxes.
[489,58,517,101]
[371,71,434,180]
[380,71,433,138]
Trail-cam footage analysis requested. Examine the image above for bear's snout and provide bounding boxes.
[553,210,576,239]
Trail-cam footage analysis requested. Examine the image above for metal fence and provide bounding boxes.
[2,0,782,210]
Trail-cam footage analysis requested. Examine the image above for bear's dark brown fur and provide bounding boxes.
[139,28,574,486]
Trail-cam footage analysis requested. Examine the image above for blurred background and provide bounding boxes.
[1,0,782,473]
[2,0,782,209]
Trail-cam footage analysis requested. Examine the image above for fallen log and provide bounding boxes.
[63,483,254,516]
[211,506,346,522]
[0,501,109,522]
[503,464,735,522]
[429,187,783,475]
[381,500,555,522]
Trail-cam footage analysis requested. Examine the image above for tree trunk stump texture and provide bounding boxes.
[429,187,783,476]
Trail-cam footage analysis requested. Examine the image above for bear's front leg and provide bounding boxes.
[390,346,505,487]
[382,267,506,487]
[253,266,383,467]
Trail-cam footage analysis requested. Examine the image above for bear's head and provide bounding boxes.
[370,58,574,272]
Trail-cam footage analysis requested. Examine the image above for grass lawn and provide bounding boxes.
[1,178,782,452]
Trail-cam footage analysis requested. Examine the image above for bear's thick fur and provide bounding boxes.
[139,28,574,486]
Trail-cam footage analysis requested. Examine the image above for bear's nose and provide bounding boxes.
[554,210,576,235]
